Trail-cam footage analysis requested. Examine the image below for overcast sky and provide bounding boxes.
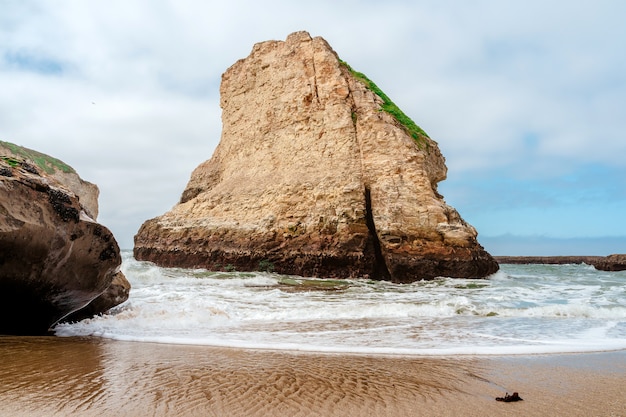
[2,0,625,255]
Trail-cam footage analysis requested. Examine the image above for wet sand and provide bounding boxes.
[0,337,624,416]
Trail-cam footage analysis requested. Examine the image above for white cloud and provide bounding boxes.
[1,0,625,248]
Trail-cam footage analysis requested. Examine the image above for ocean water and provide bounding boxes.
[55,251,626,355]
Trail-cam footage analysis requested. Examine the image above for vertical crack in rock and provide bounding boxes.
[310,53,321,105]
[364,187,391,280]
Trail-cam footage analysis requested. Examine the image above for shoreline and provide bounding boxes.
[1,337,624,416]
[51,333,626,358]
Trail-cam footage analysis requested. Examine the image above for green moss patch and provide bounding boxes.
[278,277,351,292]
[0,156,21,167]
[340,60,430,149]
[0,140,75,174]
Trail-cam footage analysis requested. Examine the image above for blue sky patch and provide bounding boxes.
[4,51,64,75]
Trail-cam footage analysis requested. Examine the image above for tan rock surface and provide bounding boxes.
[134,31,498,282]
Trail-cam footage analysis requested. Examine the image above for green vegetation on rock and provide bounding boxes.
[1,156,21,167]
[340,60,430,150]
[258,259,275,273]
[0,140,75,174]
[277,277,350,291]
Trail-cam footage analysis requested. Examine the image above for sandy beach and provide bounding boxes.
[0,337,624,416]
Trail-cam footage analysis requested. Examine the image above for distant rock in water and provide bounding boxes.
[0,141,129,335]
[592,254,626,271]
[494,256,604,265]
[134,31,498,282]
[495,255,626,272]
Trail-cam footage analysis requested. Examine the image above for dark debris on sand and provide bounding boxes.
[496,392,523,402]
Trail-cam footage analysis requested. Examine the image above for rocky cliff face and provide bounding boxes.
[134,31,498,282]
[0,144,129,334]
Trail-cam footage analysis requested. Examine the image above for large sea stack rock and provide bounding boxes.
[0,142,129,334]
[134,31,499,282]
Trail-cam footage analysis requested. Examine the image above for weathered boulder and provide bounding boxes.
[592,254,626,271]
[0,144,128,334]
[134,31,498,282]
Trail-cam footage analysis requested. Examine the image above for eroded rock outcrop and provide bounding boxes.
[592,254,626,271]
[0,143,129,334]
[134,31,498,282]
[0,140,99,219]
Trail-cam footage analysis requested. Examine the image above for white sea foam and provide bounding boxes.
[54,252,626,355]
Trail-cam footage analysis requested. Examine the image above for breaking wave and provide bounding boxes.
[55,252,626,355]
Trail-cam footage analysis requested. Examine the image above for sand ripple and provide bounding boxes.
[0,337,624,416]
